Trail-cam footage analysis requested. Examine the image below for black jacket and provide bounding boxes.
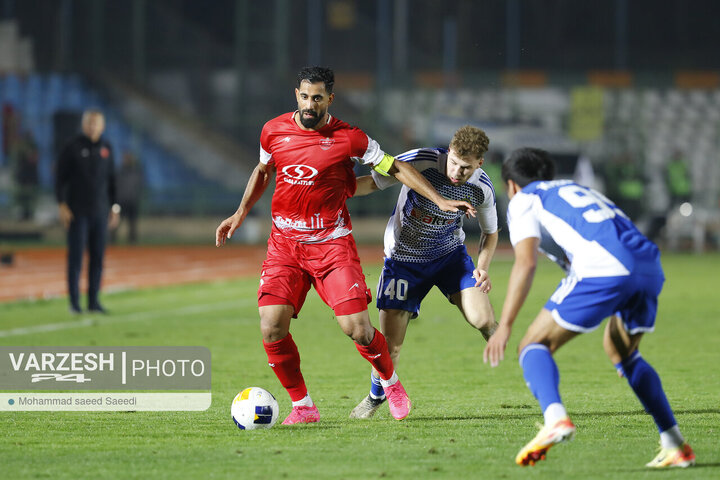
[55,134,116,215]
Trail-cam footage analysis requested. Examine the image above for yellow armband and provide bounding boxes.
[372,153,395,177]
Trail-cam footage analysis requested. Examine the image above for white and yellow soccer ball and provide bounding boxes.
[231,387,279,430]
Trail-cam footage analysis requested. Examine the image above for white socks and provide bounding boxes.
[292,394,314,408]
[660,425,685,449]
[543,402,568,426]
[379,371,399,388]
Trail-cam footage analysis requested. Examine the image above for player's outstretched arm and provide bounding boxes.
[353,175,379,197]
[388,159,477,216]
[483,237,539,367]
[216,162,274,247]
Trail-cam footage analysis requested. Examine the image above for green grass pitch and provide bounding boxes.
[1,253,719,479]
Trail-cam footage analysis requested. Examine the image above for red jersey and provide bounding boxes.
[260,112,386,243]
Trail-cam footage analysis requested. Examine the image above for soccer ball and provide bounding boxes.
[231,387,279,430]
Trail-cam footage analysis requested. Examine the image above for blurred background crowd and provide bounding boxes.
[0,0,719,251]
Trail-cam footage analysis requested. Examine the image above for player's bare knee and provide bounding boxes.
[259,315,289,343]
[517,336,560,356]
[343,321,374,345]
[472,315,496,332]
[350,328,374,346]
[260,322,286,343]
[260,318,289,343]
[258,304,293,342]
[517,330,546,353]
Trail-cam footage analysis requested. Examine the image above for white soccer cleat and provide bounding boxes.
[349,395,385,419]
[646,442,695,468]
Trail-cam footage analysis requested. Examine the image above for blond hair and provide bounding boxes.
[449,125,489,160]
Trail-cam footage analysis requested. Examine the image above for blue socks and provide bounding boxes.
[519,343,678,436]
[369,373,385,400]
[519,344,562,412]
[615,351,677,433]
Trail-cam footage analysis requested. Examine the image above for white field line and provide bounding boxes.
[0,298,256,338]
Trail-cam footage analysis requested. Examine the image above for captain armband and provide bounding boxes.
[372,153,395,177]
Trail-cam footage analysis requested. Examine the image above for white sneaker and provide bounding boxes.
[646,442,695,468]
[349,395,385,419]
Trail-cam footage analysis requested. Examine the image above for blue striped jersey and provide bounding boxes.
[371,148,498,263]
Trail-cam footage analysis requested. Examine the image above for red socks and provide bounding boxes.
[264,329,394,399]
[355,328,395,380]
[263,333,307,402]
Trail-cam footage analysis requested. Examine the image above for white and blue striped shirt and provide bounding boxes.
[372,148,498,263]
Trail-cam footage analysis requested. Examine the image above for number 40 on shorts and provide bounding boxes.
[383,278,409,301]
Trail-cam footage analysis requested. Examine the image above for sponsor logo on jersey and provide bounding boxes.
[273,214,325,230]
[319,137,335,150]
[409,207,456,225]
[281,164,318,186]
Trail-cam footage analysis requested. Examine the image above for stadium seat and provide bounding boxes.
[3,74,23,107]
[0,72,229,211]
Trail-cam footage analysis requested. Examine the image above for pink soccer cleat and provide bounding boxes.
[281,405,320,425]
[384,380,411,420]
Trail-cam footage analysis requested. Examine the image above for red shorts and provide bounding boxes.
[257,232,372,317]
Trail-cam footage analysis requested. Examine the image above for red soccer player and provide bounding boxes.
[216,66,475,424]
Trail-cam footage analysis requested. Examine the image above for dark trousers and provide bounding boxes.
[67,212,108,310]
[112,203,139,244]
[124,203,139,244]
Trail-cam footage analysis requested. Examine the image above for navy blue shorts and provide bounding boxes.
[376,246,477,316]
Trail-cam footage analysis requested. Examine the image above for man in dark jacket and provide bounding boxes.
[55,109,120,314]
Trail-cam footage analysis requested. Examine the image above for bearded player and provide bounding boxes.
[349,126,499,418]
[216,66,475,425]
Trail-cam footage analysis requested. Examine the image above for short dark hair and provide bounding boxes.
[501,147,556,187]
[296,66,335,93]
